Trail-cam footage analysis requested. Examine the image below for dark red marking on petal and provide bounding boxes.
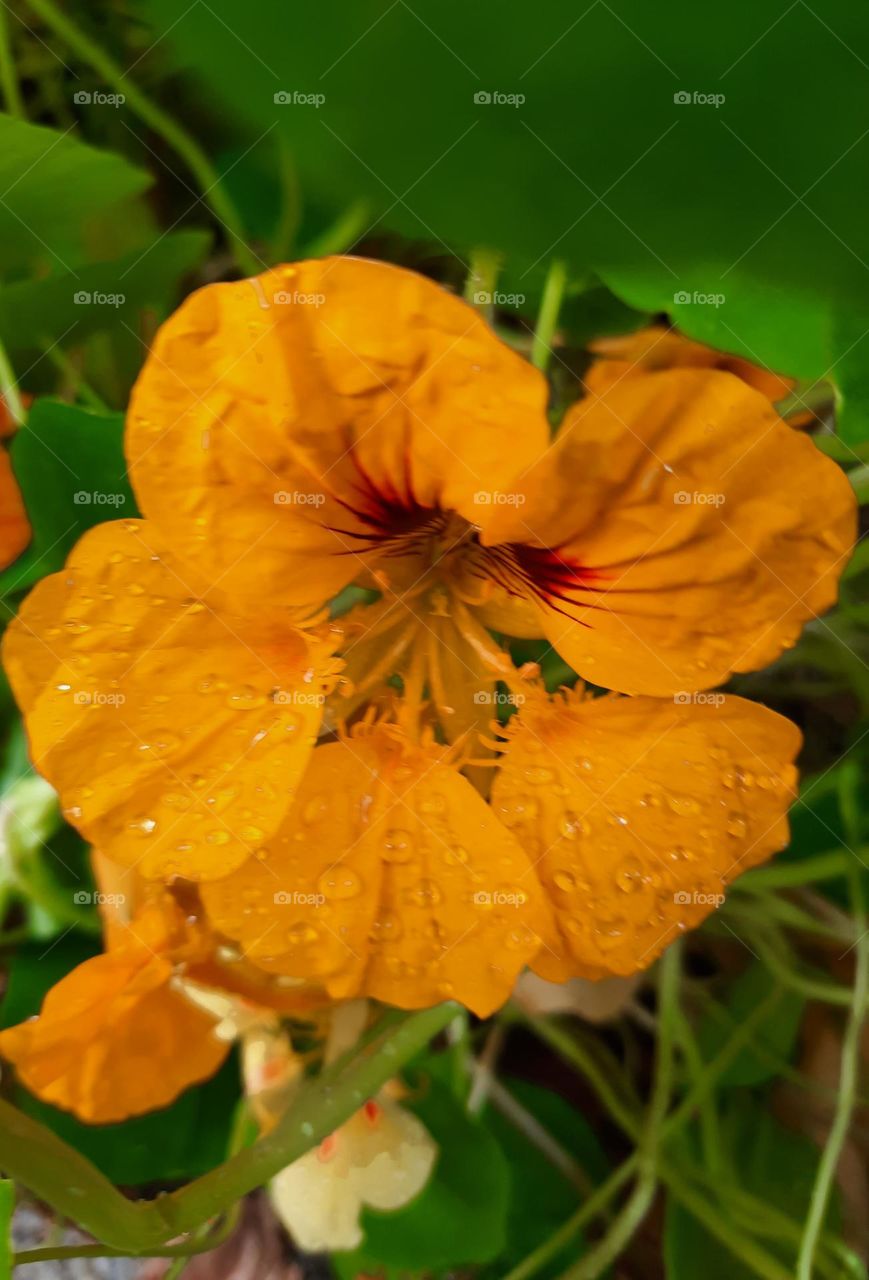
[479,542,609,625]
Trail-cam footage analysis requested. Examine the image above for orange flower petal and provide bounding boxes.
[491,690,800,981]
[0,906,228,1122]
[202,730,552,1016]
[127,257,550,608]
[585,325,794,403]
[480,368,856,695]
[3,519,331,880]
[0,448,29,570]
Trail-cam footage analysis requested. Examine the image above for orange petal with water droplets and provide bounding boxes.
[491,691,800,980]
[3,519,331,881]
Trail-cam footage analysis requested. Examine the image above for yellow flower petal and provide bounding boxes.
[3,519,332,880]
[491,689,800,979]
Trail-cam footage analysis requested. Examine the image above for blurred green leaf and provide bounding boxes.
[0,399,137,600]
[142,0,869,446]
[0,116,148,277]
[478,1079,610,1280]
[696,963,803,1087]
[0,230,211,352]
[665,1095,839,1278]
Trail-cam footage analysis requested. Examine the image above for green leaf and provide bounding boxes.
[0,938,241,1185]
[0,230,211,352]
[0,1180,12,1280]
[478,1079,610,1280]
[334,1078,510,1273]
[696,962,804,1087]
[0,399,137,600]
[141,0,869,427]
[665,1095,839,1279]
[0,116,148,277]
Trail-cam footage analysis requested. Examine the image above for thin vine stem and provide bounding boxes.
[797,873,869,1277]
[531,258,567,373]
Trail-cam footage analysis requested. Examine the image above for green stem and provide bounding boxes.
[500,1156,638,1280]
[662,1162,793,1280]
[556,945,680,1280]
[0,1003,456,1251]
[0,4,24,118]
[797,869,869,1280]
[25,0,259,276]
[848,462,869,504]
[0,340,25,426]
[506,984,783,1280]
[464,247,502,320]
[43,343,109,413]
[531,259,568,372]
[774,379,833,422]
[735,851,854,891]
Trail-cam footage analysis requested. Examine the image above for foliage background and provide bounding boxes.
[0,1,867,1277]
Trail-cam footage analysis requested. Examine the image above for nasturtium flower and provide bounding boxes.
[126,257,854,698]
[3,519,342,881]
[0,254,857,1074]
